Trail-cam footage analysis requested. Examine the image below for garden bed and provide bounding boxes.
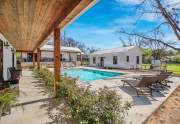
[144,86,180,124]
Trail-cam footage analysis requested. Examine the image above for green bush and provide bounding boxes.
[56,78,131,124]
[34,68,54,87]
[34,68,131,124]
[0,89,17,117]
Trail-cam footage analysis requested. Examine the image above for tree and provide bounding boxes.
[118,0,180,51]
[87,47,100,53]
[136,0,180,40]
[154,0,180,40]
[61,32,100,53]
[46,31,100,54]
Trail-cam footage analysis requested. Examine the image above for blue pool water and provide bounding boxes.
[62,68,124,83]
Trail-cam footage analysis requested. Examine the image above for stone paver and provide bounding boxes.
[1,69,52,124]
[17,69,49,103]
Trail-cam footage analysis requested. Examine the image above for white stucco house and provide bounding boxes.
[0,33,16,81]
[22,44,82,63]
[90,46,143,69]
[40,45,82,62]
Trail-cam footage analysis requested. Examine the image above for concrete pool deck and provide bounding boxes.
[50,66,180,124]
[80,67,180,124]
[1,68,180,124]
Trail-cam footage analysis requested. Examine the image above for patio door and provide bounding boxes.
[0,40,3,82]
[100,57,104,67]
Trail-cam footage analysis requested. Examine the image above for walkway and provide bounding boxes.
[1,69,54,124]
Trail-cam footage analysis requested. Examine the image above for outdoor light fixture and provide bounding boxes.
[4,41,9,48]
[11,48,15,53]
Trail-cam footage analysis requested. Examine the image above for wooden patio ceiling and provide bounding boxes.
[0,0,96,52]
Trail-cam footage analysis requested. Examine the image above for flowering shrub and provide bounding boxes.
[35,68,131,124]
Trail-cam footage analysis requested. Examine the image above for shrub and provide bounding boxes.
[34,68,54,87]
[0,89,17,117]
[56,78,131,124]
[34,68,131,124]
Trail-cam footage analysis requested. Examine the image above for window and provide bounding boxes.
[136,56,139,64]
[126,56,129,62]
[113,56,118,64]
[93,57,96,64]
[60,54,63,61]
[77,55,81,61]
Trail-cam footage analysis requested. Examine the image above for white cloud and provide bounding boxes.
[115,0,143,5]
[141,13,160,22]
[163,33,179,42]
[113,17,135,25]
[94,29,116,35]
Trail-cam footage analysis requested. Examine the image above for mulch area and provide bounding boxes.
[144,86,180,124]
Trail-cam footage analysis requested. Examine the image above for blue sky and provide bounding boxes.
[64,0,179,49]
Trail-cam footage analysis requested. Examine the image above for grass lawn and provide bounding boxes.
[142,64,180,75]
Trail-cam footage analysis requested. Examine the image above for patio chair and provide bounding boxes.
[122,76,158,96]
[7,67,21,84]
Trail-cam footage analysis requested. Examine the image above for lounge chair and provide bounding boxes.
[155,72,173,88]
[122,76,158,96]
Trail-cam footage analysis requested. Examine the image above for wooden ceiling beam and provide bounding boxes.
[0,0,96,51]
[33,0,82,51]
[16,50,33,53]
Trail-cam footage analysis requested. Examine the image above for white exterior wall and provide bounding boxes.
[0,33,16,80]
[41,51,80,62]
[22,53,28,59]
[90,47,142,69]
[41,51,53,59]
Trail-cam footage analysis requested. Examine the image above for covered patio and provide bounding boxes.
[0,0,96,91]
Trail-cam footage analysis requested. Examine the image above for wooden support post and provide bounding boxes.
[40,50,42,62]
[54,28,61,91]
[32,52,35,68]
[37,48,41,70]
[80,52,82,66]
[20,52,22,62]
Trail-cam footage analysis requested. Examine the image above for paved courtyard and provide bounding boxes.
[1,68,180,124]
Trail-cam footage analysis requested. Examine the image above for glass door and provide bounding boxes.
[100,57,104,67]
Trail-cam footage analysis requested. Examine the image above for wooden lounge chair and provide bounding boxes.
[155,72,173,88]
[122,76,158,96]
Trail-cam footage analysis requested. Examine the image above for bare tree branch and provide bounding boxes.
[118,30,180,51]
[155,0,180,40]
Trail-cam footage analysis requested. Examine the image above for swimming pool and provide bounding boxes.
[62,68,124,83]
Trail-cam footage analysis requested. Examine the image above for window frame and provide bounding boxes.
[93,57,96,64]
[77,55,81,61]
[136,56,139,64]
[113,56,118,64]
[126,56,129,62]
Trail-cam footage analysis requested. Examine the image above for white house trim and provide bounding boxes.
[0,33,16,81]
